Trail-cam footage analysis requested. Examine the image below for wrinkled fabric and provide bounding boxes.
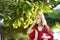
[28,25,53,40]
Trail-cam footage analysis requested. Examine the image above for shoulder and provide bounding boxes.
[32,25,38,30]
[43,25,49,30]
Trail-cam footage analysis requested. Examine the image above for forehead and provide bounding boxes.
[36,14,41,18]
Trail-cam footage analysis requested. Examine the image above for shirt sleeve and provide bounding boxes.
[44,25,54,40]
[28,30,35,40]
[28,25,35,40]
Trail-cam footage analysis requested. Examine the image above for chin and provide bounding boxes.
[36,23,39,24]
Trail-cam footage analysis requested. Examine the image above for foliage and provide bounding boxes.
[0,0,60,29]
[0,0,60,39]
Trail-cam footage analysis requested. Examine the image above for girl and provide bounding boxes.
[27,12,53,40]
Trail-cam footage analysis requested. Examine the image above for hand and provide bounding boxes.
[33,20,37,25]
[42,36,50,39]
[42,33,50,39]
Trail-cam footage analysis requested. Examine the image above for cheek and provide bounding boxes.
[36,19,41,23]
[38,20,41,23]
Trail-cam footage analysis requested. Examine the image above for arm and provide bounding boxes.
[44,25,53,40]
[27,23,35,40]
[27,23,35,35]
[27,20,36,35]
[27,20,36,40]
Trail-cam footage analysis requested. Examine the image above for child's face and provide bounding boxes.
[35,15,41,24]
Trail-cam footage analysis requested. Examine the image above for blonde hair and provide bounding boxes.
[36,12,47,26]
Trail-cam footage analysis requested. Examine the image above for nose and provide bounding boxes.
[36,20,38,22]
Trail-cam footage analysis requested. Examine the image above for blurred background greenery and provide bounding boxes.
[0,0,60,40]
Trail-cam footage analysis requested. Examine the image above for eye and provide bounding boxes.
[37,18,39,19]
[36,18,40,19]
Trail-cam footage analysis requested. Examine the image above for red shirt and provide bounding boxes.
[28,25,53,40]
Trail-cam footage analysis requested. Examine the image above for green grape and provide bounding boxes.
[13,25,18,28]
[24,25,28,28]
[20,17,24,21]
[17,20,21,27]
[24,22,27,25]
[24,23,29,28]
